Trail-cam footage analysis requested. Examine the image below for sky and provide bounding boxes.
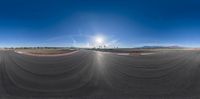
[0,0,200,48]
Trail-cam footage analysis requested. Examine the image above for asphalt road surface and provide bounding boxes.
[1,50,200,99]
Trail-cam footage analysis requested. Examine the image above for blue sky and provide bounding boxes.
[0,0,200,48]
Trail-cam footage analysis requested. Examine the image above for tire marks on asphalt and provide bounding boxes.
[1,50,200,98]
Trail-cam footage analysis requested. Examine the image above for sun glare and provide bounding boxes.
[95,37,103,44]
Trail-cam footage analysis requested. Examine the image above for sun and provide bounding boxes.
[95,37,104,44]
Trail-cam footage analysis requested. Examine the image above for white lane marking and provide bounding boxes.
[141,53,154,55]
[117,53,130,56]
[92,50,155,56]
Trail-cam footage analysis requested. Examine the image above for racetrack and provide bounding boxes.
[1,50,200,98]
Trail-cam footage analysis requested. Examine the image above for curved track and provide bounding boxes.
[1,50,200,98]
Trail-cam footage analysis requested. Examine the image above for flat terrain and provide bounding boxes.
[89,48,155,54]
[1,49,200,98]
[14,49,76,55]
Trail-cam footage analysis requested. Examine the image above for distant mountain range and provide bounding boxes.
[137,46,186,49]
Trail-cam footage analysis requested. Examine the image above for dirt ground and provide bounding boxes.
[14,49,77,55]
